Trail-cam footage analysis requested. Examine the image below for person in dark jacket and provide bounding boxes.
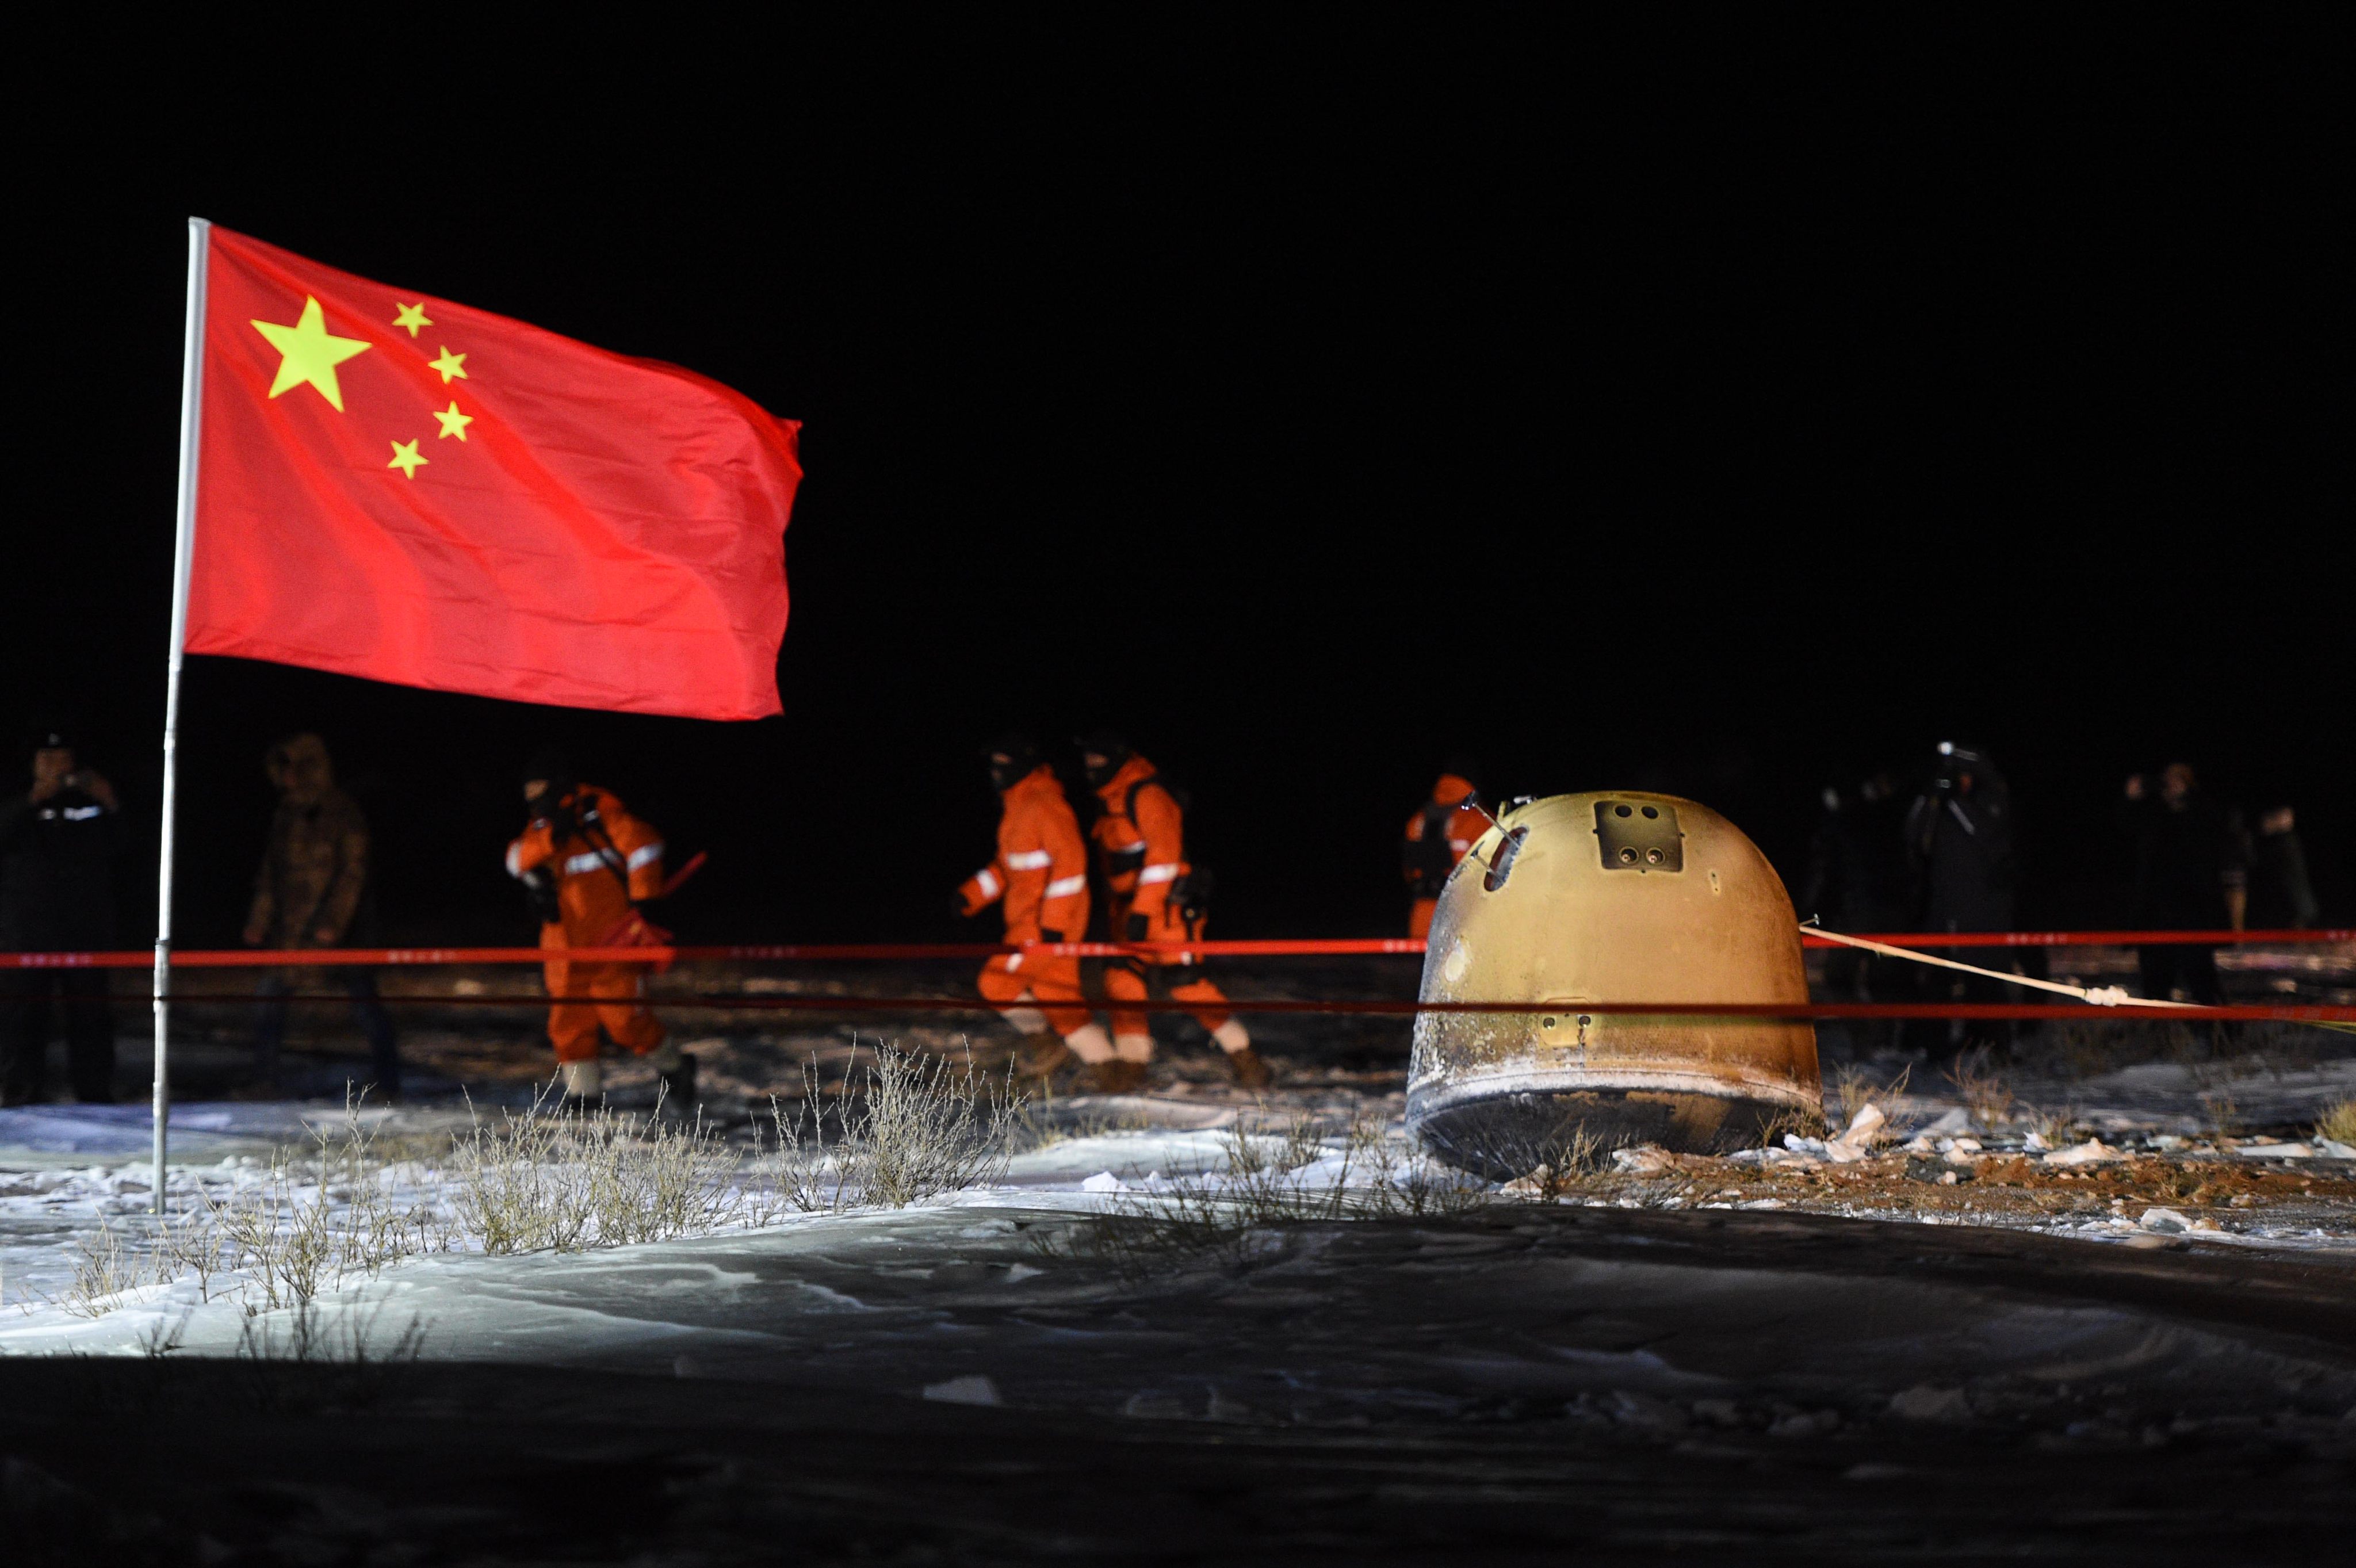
[2244,804,2321,930]
[1902,742,2019,1052]
[243,734,399,1095]
[2120,762,2246,1005]
[0,732,122,1104]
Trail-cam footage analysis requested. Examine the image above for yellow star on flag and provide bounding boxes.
[387,439,429,479]
[427,346,469,384]
[432,401,474,441]
[250,297,372,411]
[392,301,433,336]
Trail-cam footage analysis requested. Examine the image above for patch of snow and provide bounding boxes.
[2044,1138,2126,1168]
[1889,1385,1971,1422]
[1612,1146,1673,1176]
[923,1374,1001,1406]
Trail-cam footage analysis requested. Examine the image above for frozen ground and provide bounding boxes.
[5,951,2351,1560]
[5,1178,2353,1561]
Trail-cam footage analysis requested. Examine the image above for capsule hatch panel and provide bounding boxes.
[1594,800,1684,873]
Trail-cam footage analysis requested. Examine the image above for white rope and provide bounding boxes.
[1800,923,2203,1010]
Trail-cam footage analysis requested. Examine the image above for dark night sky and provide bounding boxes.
[10,24,2347,950]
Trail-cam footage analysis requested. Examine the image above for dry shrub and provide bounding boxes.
[1049,1111,1486,1276]
[2019,1101,2080,1145]
[769,1041,1023,1212]
[1944,1047,2016,1129]
[1435,1101,1630,1185]
[1015,1093,1154,1150]
[1491,1127,1612,1200]
[451,1087,743,1253]
[2316,1100,2356,1147]
[1830,1063,1911,1131]
[55,1217,152,1318]
[200,1097,456,1307]
[1755,1103,1829,1150]
[2197,1089,2244,1139]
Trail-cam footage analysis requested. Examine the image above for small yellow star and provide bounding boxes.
[392,301,433,337]
[427,346,469,384]
[387,439,429,479]
[432,401,474,441]
[250,297,372,411]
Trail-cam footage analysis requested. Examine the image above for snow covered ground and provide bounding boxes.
[5,1144,2352,1562]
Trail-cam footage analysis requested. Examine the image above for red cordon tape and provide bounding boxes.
[0,930,2346,969]
[163,992,2356,1023]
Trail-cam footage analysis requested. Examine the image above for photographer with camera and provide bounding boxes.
[0,731,123,1104]
[1901,741,2020,1054]
[506,748,689,1106]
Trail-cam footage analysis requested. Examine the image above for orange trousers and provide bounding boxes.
[543,955,665,1064]
[1105,959,1231,1040]
[977,949,1090,1035]
[1409,897,1439,939]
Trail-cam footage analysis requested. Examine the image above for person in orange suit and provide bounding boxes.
[506,749,688,1106]
[957,735,1115,1079]
[1078,731,1268,1091]
[1403,759,1485,939]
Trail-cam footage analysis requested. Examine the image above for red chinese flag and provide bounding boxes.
[188,226,800,720]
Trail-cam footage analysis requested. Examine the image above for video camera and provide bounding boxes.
[1932,740,1987,794]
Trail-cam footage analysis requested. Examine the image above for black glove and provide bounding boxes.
[531,796,579,840]
[521,869,561,924]
[1125,913,1149,942]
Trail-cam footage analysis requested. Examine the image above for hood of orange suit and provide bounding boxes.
[1434,774,1477,806]
[1009,763,1064,803]
[1095,752,1157,806]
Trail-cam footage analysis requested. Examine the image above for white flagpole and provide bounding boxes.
[154,217,209,1215]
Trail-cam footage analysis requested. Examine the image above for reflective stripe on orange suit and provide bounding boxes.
[962,764,1092,1035]
[1092,753,1231,1037]
[507,785,667,1063]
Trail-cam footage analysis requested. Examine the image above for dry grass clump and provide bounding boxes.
[2047,1018,2334,1083]
[1490,1127,1612,1200]
[2197,1089,2245,1140]
[207,1107,457,1307]
[2313,1100,2356,1148]
[770,1041,1024,1212]
[2018,1101,2080,1145]
[1443,1106,1625,1189]
[1944,1047,2015,1129]
[1048,1111,1486,1276]
[1830,1063,1911,1131]
[1756,1103,1830,1150]
[1015,1094,1156,1150]
[46,1099,452,1317]
[39,1043,1027,1320]
[450,1087,744,1253]
[56,1216,150,1318]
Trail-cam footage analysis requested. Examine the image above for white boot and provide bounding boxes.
[1003,1004,1051,1037]
[561,1059,603,1100]
[1061,1022,1116,1064]
[1113,1032,1156,1064]
[1212,1019,1252,1054]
